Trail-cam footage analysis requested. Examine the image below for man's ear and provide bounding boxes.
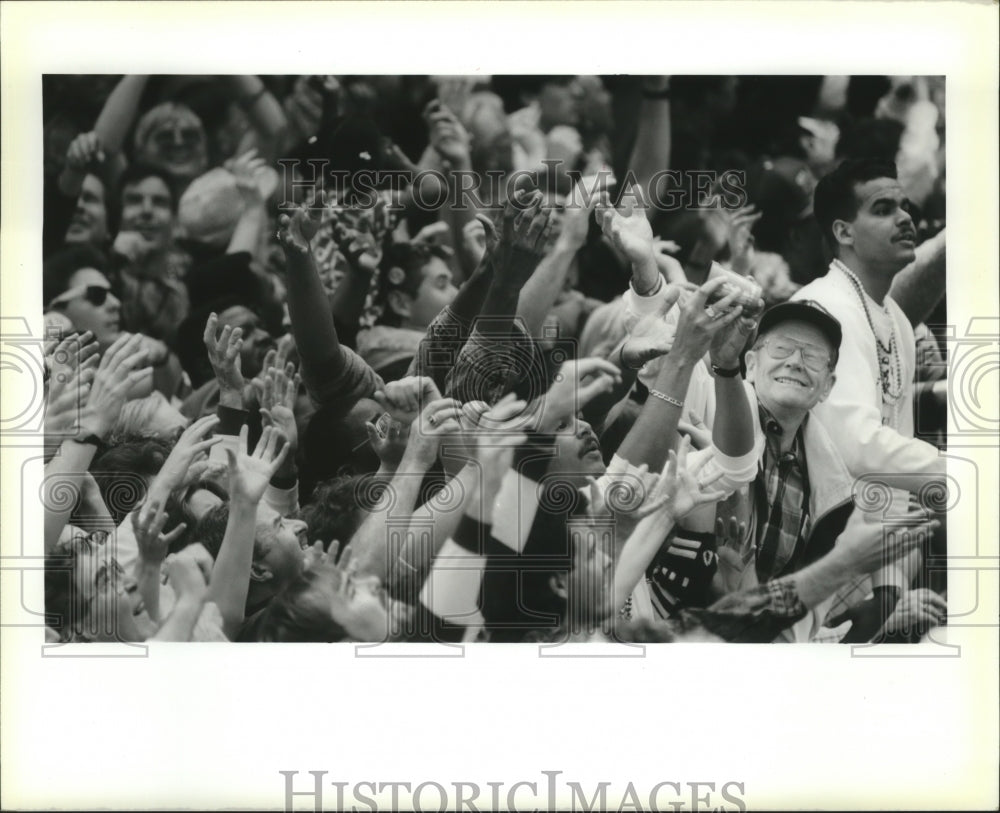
[831,218,853,248]
[744,349,758,384]
[387,289,410,319]
[250,562,274,583]
[815,371,836,404]
[549,572,569,601]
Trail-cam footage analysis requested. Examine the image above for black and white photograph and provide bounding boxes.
[2,2,997,811]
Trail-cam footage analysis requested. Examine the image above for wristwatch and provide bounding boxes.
[711,364,742,378]
[68,433,107,452]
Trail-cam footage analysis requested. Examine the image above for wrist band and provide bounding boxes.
[619,343,643,372]
[632,274,663,298]
[648,389,684,408]
[711,364,742,378]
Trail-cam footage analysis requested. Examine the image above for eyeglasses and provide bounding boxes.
[759,338,832,371]
[151,127,203,150]
[48,285,114,310]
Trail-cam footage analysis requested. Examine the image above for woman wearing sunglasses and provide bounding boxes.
[43,245,123,350]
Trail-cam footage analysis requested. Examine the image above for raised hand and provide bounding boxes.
[467,393,529,499]
[164,547,212,604]
[277,192,326,256]
[256,358,301,475]
[677,413,714,451]
[326,205,385,275]
[619,285,688,370]
[646,436,727,521]
[80,333,151,440]
[557,172,615,252]
[534,357,622,433]
[226,148,269,207]
[225,425,291,505]
[45,333,100,436]
[203,312,244,393]
[151,415,223,496]
[722,205,762,276]
[424,99,471,166]
[401,397,465,470]
[669,276,746,366]
[365,413,409,471]
[596,185,655,269]
[65,131,106,171]
[133,497,187,567]
[461,216,490,267]
[373,376,441,428]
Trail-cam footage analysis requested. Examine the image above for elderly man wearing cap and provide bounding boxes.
[700,298,868,640]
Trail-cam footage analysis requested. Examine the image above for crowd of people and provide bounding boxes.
[41,74,949,643]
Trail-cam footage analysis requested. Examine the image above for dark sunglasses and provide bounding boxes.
[49,285,113,309]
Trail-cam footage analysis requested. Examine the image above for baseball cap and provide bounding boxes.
[755,299,842,353]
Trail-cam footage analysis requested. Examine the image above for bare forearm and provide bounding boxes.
[150,596,205,642]
[230,76,288,161]
[134,561,163,624]
[44,441,98,554]
[613,508,677,612]
[516,242,577,338]
[351,459,428,582]
[395,463,477,589]
[227,203,267,259]
[627,98,672,219]
[206,497,257,637]
[889,229,946,326]
[616,355,695,470]
[94,75,150,155]
[712,376,755,457]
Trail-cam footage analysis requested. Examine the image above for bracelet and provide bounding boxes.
[648,389,684,408]
[711,364,742,378]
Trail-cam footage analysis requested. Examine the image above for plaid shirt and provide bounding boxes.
[754,404,811,582]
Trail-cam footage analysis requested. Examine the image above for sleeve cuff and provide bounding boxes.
[216,405,248,436]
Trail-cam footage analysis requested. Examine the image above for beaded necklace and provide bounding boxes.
[832,260,904,419]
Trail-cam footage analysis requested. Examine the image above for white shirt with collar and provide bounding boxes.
[791,260,945,491]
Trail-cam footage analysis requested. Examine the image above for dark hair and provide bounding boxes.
[192,502,231,562]
[162,479,230,554]
[812,157,898,253]
[43,245,111,307]
[374,241,449,327]
[117,162,178,212]
[89,437,173,525]
[299,474,377,555]
[249,565,349,642]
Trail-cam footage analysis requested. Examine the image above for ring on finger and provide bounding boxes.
[704,305,718,319]
[428,415,437,427]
